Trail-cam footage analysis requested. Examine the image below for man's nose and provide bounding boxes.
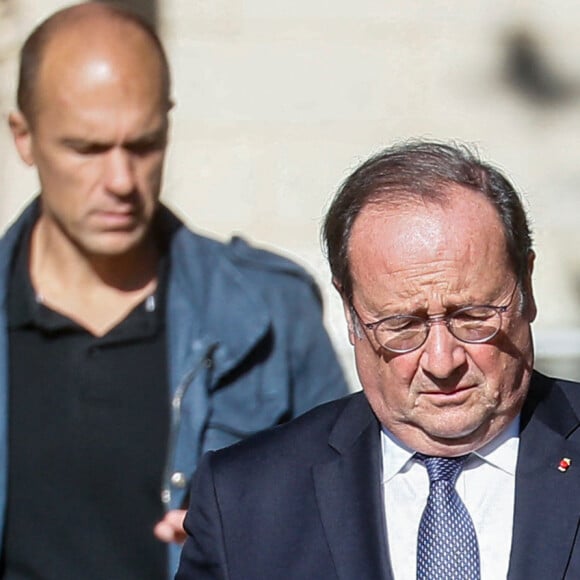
[104,148,135,195]
[419,320,467,379]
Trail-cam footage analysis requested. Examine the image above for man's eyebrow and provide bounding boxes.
[367,297,484,321]
[59,129,167,151]
[60,137,111,151]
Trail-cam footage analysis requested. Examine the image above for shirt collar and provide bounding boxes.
[381,416,520,483]
[471,416,520,475]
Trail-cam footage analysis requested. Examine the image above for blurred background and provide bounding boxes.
[2,0,580,389]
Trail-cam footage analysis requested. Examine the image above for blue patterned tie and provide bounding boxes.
[416,454,481,580]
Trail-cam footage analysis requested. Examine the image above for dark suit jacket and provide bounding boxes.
[176,372,580,579]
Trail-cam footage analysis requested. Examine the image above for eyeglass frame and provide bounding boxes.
[349,283,520,354]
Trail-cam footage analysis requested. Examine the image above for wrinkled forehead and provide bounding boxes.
[348,189,513,301]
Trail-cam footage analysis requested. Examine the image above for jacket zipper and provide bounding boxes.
[161,343,219,506]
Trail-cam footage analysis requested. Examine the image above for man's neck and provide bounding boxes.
[29,219,160,336]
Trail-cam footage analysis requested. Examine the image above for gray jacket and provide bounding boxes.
[0,200,348,575]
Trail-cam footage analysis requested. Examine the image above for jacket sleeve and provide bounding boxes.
[176,452,229,580]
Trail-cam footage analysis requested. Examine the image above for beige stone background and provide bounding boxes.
[2,0,580,388]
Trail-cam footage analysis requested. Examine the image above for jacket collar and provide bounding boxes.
[313,393,393,580]
[161,206,271,386]
[508,371,580,579]
[0,199,39,308]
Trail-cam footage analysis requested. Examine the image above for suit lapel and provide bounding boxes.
[313,394,393,580]
[508,373,580,580]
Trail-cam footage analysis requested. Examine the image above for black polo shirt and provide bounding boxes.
[2,227,170,580]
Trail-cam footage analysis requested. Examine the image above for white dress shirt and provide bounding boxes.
[381,419,520,580]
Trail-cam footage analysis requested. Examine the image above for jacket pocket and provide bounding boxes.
[203,366,291,451]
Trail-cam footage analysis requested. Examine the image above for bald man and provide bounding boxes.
[2,3,347,579]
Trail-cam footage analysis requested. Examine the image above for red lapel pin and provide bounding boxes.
[558,458,571,472]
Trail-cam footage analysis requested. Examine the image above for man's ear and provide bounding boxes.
[523,250,537,323]
[9,111,35,166]
[333,278,358,345]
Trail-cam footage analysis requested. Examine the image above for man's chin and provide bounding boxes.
[79,228,153,258]
[415,412,494,448]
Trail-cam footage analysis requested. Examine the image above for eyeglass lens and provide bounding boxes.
[374,307,502,352]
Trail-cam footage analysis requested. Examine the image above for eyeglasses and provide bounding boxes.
[350,284,519,354]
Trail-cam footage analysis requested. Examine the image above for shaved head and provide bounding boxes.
[17,1,172,124]
[9,0,173,263]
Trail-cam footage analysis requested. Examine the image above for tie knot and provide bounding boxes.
[415,453,469,484]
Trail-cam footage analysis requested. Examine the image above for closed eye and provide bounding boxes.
[373,316,423,332]
[63,139,110,155]
[453,307,498,322]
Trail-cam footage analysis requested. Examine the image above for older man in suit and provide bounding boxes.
[176,141,580,580]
